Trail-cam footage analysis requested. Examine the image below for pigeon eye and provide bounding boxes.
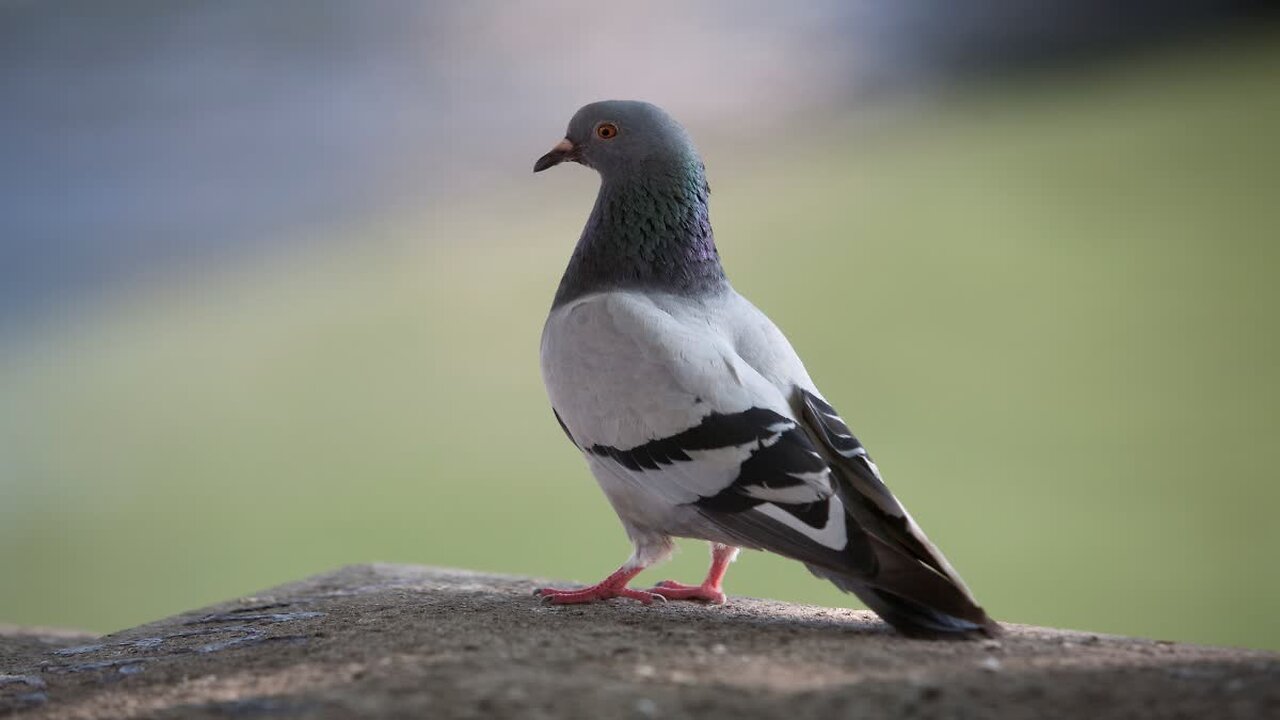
[596,122,619,140]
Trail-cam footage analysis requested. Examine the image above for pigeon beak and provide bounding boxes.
[534,138,576,173]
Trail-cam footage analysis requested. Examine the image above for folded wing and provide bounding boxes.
[543,292,835,511]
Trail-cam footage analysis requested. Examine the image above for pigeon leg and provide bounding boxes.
[537,565,664,605]
[647,543,739,604]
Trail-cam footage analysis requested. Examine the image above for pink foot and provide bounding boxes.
[646,580,727,604]
[536,583,664,605]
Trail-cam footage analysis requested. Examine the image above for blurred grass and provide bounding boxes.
[2,34,1278,649]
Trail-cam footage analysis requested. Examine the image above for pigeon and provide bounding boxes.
[533,100,999,638]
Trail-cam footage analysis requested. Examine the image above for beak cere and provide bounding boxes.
[534,138,576,173]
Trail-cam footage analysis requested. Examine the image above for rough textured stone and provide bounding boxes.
[2,564,1276,719]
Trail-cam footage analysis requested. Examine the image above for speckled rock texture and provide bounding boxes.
[2,564,1276,719]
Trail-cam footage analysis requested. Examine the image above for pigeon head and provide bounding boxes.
[539,101,723,306]
[534,100,700,178]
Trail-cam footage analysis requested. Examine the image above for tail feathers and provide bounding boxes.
[792,389,999,638]
[807,562,1001,638]
[698,496,1001,638]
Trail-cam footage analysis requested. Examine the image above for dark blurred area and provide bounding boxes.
[1,0,1276,332]
[865,0,1278,78]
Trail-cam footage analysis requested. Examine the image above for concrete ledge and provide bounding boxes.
[2,564,1276,719]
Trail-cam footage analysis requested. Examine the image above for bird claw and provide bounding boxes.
[645,580,727,604]
[535,585,665,605]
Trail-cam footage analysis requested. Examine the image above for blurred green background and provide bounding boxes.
[2,4,1278,651]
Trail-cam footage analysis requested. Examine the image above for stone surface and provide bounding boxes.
[2,564,1276,719]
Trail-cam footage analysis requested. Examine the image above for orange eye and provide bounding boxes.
[596,122,619,140]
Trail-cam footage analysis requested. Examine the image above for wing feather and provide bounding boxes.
[799,390,973,589]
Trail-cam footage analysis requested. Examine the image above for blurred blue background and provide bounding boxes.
[2,1,1278,650]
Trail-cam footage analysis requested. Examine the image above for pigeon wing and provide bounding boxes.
[542,292,834,510]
